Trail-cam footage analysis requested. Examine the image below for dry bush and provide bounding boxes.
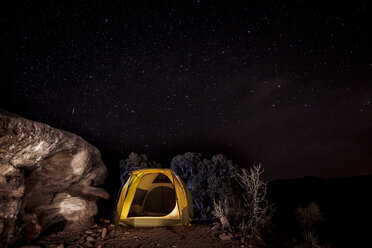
[236,164,274,239]
[212,197,245,233]
[296,202,324,229]
[294,229,331,248]
[303,229,319,247]
[213,199,232,232]
[212,164,274,240]
[295,202,330,248]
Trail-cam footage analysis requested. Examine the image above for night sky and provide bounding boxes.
[1,1,371,179]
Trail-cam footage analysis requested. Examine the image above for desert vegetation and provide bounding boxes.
[294,202,329,248]
[117,152,355,247]
[119,152,274,244]
[212,164,274,242]
[119,152,162,183]
[170,152,239,221]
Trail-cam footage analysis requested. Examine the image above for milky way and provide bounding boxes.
[1,1,371,179]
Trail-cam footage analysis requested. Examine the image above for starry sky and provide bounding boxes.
[1,0,371,179]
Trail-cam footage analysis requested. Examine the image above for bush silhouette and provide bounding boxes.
[170,152,238,221]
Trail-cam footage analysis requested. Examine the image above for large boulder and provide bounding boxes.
[0,110,109,246]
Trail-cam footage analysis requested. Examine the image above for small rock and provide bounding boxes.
[133,235,139,239]
[93,224,98,228]
[57,244,64,248]
[86,236,95,242]
[218,233,232,241]
[101,227,107,239]
[240,237,245,243]
[124,231,131,235]
[103,219,110,224]
[172,246,177,248]
[97,245,102,248]
[77,236,85,243]
[84,229,93,234]
[156,243,161,246]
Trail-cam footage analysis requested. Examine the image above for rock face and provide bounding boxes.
[0,110,109,246]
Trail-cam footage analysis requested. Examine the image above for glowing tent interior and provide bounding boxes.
[113,168,194,226]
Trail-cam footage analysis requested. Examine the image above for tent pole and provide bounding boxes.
[172,172,185,238]
[113,175,130,226]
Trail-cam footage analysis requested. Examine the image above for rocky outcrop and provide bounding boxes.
[0,110,109,246]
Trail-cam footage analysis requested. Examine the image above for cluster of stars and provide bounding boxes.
[1,1,371,179]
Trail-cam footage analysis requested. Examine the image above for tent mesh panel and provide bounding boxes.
[128,173,176,217]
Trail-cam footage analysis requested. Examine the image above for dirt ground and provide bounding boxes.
[27,223,261,248]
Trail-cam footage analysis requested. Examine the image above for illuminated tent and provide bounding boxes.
[113,168,194,226]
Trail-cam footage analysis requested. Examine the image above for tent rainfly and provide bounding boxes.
[113,168,194,227]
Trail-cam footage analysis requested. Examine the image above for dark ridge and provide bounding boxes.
[268,175,372,247]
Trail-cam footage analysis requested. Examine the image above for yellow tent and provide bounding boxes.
[113,168,194,226]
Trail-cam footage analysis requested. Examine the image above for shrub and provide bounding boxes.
[211,164,274,241]
[207,154,239,200]
[294,202,329,248]
[170,152,203,191]
[172,153,273,240]
[294,229,331,248]
[234,164,274,239]
[120,151,273,241]
[170,152,238,221]
[119,152,161,183]
[213,196,245,233]
[296,202,324,229]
